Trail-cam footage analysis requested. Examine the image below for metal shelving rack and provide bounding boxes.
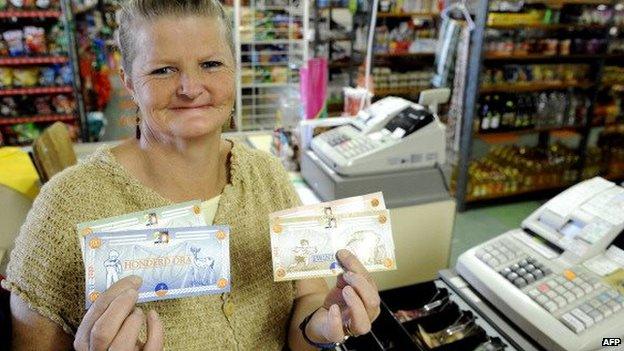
[0,0,87,144]
[311,2,440,114]
[233,0,309,131]
[453,0,623,211]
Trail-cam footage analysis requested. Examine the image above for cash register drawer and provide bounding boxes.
[341,278,516,351]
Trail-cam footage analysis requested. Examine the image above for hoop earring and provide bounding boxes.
[135,107,141,140]
[229,108,236,129]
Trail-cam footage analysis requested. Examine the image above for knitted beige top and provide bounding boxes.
[2,140,302,350]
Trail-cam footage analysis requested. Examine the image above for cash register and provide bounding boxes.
[301,96,450,207]
[338,177,624,351]
[456,177,624,351]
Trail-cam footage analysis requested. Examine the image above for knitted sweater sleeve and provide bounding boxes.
[2,167,87,335]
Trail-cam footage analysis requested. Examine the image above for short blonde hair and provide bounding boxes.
[117,0,235,74]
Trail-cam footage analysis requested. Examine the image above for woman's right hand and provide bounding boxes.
[74,275,164,351]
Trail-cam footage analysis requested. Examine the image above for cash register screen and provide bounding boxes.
[383,107,433,138]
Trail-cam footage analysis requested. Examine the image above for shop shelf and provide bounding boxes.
[241,39,305,45]
[465,182,575,203]
[316,36,351,43]
[484,54,607,61]
[474,125,583,138]
[376,12,439,18]
[0,10,61,18]
[480,81,592,93]
[375,86,427,96]
[0,86,73,96]
[374,52,435,58]
[241,61,301,67]
[525,0,612,5]
[318,5,350,10]
[0,114,75,125]
[0,56,70,65]
[487,23,607,30]
[240,82,297,88]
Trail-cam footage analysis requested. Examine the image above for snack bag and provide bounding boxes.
[36,0,50,8]
[0,68,12,88]
[24,26,47,55]
[39,67,55,86]
[34,96,53,114]
[3,30,25,57]
[13,68,39,87]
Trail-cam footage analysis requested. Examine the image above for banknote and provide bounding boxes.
[83,226,230,308]
[270,192,386,220]
[270,209,396,281]
[77,201,205,260]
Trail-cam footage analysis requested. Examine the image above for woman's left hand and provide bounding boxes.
[305,249,381,344]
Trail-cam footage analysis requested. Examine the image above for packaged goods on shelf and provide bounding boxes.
[562,4,622,25]
[482,64,590,87]
[241,66,299,85]
[377,0,441,14]
[0,94,75,117]
[315,0,349,8]
[1,121,78,145]
[485,30,608,57]
[240,9,303,42]
[0,0,60,10]
[487,10,545,26]
[488,4,624,26]
[366,19,437,55]
[476,92,588,132]
[0,64,72,88]
[372,67,433,90]
[1,24,68,58]
[454,143,603,200]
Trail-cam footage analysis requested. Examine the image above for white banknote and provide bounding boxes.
[270,207,397,281]
[83,226,230,308]
[77,201,205,260]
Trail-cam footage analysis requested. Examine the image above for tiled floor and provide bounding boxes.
[449,200,543,266]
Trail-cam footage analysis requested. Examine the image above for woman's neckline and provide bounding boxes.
[99,138,239,206]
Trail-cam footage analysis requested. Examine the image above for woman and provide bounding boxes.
[3,0,381,350]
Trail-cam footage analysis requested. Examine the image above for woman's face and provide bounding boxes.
[122,16,235,141]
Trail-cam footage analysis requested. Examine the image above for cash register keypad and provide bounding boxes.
[322,132,351,146]
[500,257,552,288]
[524,269,624,334]
[559,290,624,334]
[336,138,377,158]
[475,240,520,268]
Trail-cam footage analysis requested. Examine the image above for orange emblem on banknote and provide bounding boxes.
[384,258,394,268]
[89,237,102,249]
[276,268,286,278]
[216,231,227,240]
[89,292,100,302]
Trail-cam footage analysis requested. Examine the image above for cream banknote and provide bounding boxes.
[270,208,396,281]
[270,192,386,220]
